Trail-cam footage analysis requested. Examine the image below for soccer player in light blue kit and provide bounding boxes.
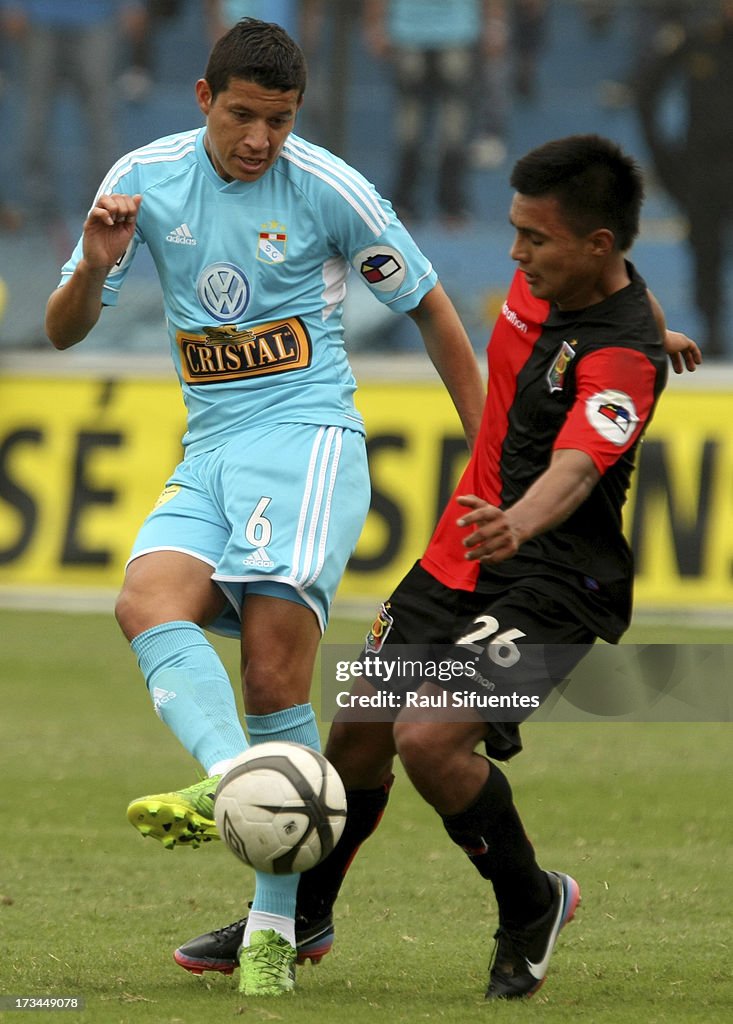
[44,18,484,997]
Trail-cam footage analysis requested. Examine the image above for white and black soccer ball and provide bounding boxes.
[214,742,347,874]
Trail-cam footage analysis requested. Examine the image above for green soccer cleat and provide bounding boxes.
[126,775,221,850]
[239,929,296,996]
[174,912,334,975]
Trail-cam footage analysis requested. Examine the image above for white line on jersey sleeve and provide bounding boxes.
[282,140,390,236]
[96,130,200,197]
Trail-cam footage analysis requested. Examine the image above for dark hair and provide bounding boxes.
[204,17,307,99]
[510,135,644,251]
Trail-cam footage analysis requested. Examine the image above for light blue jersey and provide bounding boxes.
[60,128,438,456]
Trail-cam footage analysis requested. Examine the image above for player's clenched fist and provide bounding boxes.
[82,193,142,270]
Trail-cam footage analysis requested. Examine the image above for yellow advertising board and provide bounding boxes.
[0,376,185,589]
[0,374,731,610]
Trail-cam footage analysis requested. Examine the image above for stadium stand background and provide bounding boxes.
[1,0,730,360]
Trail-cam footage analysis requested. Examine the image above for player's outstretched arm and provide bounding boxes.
[407,282,485,449]
[45,193,142,350]
[457,449,600,564]
[647,287,702,374]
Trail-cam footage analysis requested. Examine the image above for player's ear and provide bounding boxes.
[588,227,615,257]
[195,78,213,116]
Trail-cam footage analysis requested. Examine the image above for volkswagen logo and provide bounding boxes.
[196,262,251,323]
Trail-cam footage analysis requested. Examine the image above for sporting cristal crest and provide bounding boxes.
[258,222,287,264]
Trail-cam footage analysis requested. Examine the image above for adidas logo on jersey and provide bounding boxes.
[166,223,197,245]
[243,547,275,568]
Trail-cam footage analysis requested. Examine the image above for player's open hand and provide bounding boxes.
[664,329,702,374]
[456,494,520,564]
[82,193,142,271]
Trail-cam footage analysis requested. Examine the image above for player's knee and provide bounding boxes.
[242,659,312,713]
[114,585,139,640]
[395,721,470,810]
[393,720,444,780]
[114,577,177,640]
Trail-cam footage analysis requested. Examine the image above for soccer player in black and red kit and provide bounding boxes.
[174,135,701,998]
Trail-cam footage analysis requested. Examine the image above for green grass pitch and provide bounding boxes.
[0,609,731,1023]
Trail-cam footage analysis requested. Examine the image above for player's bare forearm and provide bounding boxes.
[45,193,142,350]
[457,449,599,563]
[45,261,109,349]
[409,283,485,448]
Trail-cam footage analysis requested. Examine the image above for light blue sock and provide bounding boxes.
[249,871,300,921]
[131,621,247,774]
[247,703,320,916]
[245,702,321,752]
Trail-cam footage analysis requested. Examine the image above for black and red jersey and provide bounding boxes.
[421,264,667,643]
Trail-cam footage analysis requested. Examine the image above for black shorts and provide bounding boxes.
[366,561,596,760]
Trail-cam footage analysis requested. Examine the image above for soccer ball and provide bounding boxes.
[214,742,347,874]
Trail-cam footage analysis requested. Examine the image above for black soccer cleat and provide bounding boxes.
[174,917,247,976]
[173,913,334,975]
[485,870,581,1000]
[294,914,336,965]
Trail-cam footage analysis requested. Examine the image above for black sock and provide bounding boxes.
[441,762,552,926]
[296,776,394,922]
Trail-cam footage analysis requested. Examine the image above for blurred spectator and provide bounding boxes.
[203,0,318,44]
[469,1,511,172]
[637,0,733,356]
[0,1,142,220]
[470,1,550,171]
[512,0,548,100]
[0,19,21,230]
[118,0,185,103]
[590,1,700,110]
[364,0,491,224]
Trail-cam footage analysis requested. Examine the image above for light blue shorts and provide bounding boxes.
[128,424,370,635]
